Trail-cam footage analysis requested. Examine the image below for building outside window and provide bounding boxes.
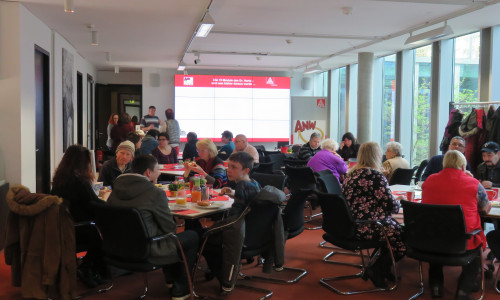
[412,45,432,166]
[381,54,396,148]
[453,32,480,103]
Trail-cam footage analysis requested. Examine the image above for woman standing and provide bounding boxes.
[106,113,119,150]
[51,145,106,288]
[160,108,181,153]
[341,142,405,288]
[151,132,178,164]
[338,132,360,161]
[110,113,134,151]
[183,138,227,188]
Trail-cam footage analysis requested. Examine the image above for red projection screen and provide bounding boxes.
[175,75,290,142]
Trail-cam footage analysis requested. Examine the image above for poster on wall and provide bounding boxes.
[62,48,74,151]
[292,120,326,144]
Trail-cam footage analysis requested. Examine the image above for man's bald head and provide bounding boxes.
[234,134,248,151]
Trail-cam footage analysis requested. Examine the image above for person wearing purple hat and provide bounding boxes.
[476,141,500,188]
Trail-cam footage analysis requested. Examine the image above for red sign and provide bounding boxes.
[175,75,290,89]
[317,98,326,108]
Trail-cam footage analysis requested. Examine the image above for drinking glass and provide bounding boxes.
[176,189,187,205]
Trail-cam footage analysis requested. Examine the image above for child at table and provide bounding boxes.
[203,151,261,295]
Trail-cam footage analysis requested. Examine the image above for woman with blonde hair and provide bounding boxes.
[342,142,405,288]
[183,138,227,188]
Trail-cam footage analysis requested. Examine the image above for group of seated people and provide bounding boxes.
[47,123,500,300]
[297,132,500,299]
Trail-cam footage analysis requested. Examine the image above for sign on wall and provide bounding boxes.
[292,120,326,144]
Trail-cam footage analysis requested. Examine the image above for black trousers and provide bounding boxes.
[162,230,199,297]
[487,229,500,260]
[428,248,481,293]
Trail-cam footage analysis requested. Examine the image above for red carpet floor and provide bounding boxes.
[1,220,499,300]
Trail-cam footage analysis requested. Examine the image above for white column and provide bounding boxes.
[357,52,374,143]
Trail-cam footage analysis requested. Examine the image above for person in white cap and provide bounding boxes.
[98,140,134,187]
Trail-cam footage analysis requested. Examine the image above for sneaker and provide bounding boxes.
[172,294,190,300]
[165,282,174,289]
[455,290,473,300]
[220,285,233,295]
[274,266,284,272]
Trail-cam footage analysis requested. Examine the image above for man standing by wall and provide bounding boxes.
[140,105,161,131]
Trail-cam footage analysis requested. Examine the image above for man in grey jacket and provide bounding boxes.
[107,155,198,300]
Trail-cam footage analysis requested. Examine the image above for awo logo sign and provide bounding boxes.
[265,77,278,87]
[183,77,194,86]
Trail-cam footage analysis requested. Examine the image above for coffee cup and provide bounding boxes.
[406,190,414,202]
[486,189,498,200]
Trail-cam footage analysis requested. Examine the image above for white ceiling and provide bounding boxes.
[11,0,500,72]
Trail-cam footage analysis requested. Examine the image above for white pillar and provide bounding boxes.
[357,52,374,143]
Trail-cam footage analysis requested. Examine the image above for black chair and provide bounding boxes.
[401,201,484,300]
[192,201,273,299]
[252,162,274,174]
[317,192,398,295]
[284,165,321,229]
[251,172,286,190]
[388,168,416,185]
[413,159,428,184]
[283,158,308,167]
[73,221,113,298]
[316,169,342,194]
[91,204,193,300]
[266,152,285,173]
[239,191,308,284]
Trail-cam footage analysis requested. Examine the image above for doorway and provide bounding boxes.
[77,72,83,145]
[34,46,50,194]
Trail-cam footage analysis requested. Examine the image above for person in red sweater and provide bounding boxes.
[421,150,491,300]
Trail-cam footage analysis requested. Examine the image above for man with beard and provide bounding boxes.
[476,141,500,188]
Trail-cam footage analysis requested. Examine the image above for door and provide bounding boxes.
[77,72,83,145]
[35,46,50,194]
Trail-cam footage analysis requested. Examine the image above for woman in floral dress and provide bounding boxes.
[342,142,406,288]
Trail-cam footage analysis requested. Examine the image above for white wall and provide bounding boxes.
[97,71,142,85]
[0,2,96,189]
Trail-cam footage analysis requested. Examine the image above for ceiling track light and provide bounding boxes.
[91,30,98,46]
[64,0,74,13]
[405,21,454,46]
[195,11,215,37]
[114,66,119,74]
[304,64,323,74]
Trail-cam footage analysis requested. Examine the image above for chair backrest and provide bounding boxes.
[316,169,342,194]
[244,199,280,253]
[414,159,428,184]
[283,158,308,167]
[91,203,151,261]
[317,191,355,239]
[401,201,468,255]
[266,153,285,171]
[252,162,274,174]
[251,172,285,190]
[388,168,415,185]
[284,165,318,194]
[282,192,306,239]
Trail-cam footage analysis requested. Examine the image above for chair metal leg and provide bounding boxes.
[319,248,398,295]
[239,266,307,284]
[478,248,485,300]
[73,282,114,299]
[304,203,322,230]
[319,240,365,255]
[322,250,363,268]
[408,261,424,300]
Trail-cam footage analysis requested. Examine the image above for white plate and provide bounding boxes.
[196,202,224,209]
[170,204,189,211]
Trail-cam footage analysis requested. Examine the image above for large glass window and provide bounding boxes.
[338,67,347,137]
[412,45,432,166]
[453,32,480,103]
[381,54,396,147]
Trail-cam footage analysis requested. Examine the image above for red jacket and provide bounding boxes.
[421,168,485,250]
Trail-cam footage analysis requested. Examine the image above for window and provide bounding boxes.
[453,32,480,103]
[381,54,396,148]
[412,45,432,166]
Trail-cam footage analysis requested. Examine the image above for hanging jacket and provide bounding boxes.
[4,185,76,300]
[487,106,500,144]
[459,108,486,175]
[439,109,464,153]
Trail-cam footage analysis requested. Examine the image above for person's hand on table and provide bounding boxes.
[396,195,407,201]
[219,187,235,198]
[482,180,493,189]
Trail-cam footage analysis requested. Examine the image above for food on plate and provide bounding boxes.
[198,200,211,206]
[155,183,163,188]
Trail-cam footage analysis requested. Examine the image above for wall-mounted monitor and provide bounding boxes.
[175,74,290,142]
